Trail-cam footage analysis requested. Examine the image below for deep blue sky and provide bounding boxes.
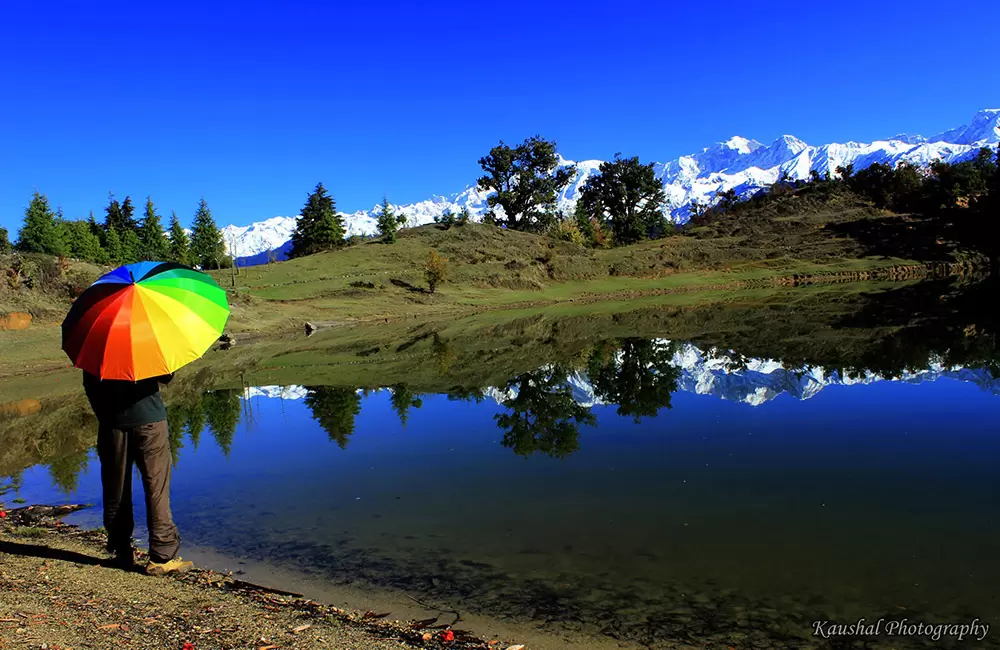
[2,0,998,233]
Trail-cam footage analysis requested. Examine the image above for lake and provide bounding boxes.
[3,278,999,649]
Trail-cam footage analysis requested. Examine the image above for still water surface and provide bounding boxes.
[9,335,1000,648]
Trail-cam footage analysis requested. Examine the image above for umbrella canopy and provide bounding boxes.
[62,261,230,381]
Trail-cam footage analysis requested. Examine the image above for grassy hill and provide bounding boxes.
[212,206,938,332]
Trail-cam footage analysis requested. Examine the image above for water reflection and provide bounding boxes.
[303,386,361,448]
[588,339,681,422]
[493,365,596,458]
[3,277,1000,649]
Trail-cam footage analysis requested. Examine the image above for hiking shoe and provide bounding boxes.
[108,548,136,571]
[146,557,194,576]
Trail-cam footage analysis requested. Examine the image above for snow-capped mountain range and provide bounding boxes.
[241,340,1000,409]
[223,109,1000,265]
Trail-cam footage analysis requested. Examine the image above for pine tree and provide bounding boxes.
[103,226,124,265]
[139,197,170,261]
[289,183,344,258]
[389,384,423,428]
[168,211,191,265]
[188,199,226,269]
[0,226,10,253]
[120,196,137,231]
[103,193,139,233]
[121,229,142,264]
[203,389,241,457]
[61,221,104,262]
[375,197,407,243]
[17,192,66,255]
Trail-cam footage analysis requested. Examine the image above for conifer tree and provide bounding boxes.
[17,192,66,255]
[61,221,104,262]
[103,226,124,265]
[121,229,142,264]
[103,193,139,233]
[120,196,137,231]
[303,386,361,449]
[168,211,191,266]
[0,226,10,253]
[188,199,226,269]
[139,197,170,261]
[389,384,423,428]
[375,197,407,243]
[289,183,345,258]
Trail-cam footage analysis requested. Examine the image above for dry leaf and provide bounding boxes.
[96,624,121,631]
[257,646,279,650]
[421,633,433,642]
[291,624,311,633]
[506,645,525,650]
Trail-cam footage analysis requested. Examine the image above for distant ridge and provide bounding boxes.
[223,109,1000,266]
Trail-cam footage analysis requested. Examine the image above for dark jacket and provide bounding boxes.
[82,372,174,429]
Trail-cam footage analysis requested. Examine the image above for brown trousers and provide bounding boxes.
[96,420,180,563]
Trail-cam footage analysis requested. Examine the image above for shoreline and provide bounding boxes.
[0,504,634,650]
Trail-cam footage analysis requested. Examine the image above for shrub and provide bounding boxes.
[424,249,449,293]
[551,220,585,246]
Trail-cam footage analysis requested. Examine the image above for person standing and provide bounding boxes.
[82,371,193,575]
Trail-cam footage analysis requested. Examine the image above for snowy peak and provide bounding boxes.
[222,109,999,263]
[929,108,1000,145]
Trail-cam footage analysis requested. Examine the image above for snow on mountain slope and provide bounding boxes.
[224,109,1000,264]
[241,340,1000,409]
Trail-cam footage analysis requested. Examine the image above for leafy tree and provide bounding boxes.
[714,188,739,213]
[16,192,65,255]
[588,339,681,422]
[139,197,170,261]
[375,197,407,243]
[494,366,596,458]
[425,249,448,293]
[431,332,456,375]
[203,389,241,456]
[389,384,423,428]
[303,386,361,448]
[189,198,226,269]
[577,154,667,245]
[476,136,575,232]
[835,164,855,182]
[0,226,10,253]
[289,183,345,258]
[456,207,471,226]
[168,211,191,265]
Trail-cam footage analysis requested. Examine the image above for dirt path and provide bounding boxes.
[0,506,513,650]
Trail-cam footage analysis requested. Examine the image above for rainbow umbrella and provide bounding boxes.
[62,261,230,381]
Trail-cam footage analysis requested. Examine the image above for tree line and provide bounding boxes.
[6,192,229,269]
[7,139,997,269]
